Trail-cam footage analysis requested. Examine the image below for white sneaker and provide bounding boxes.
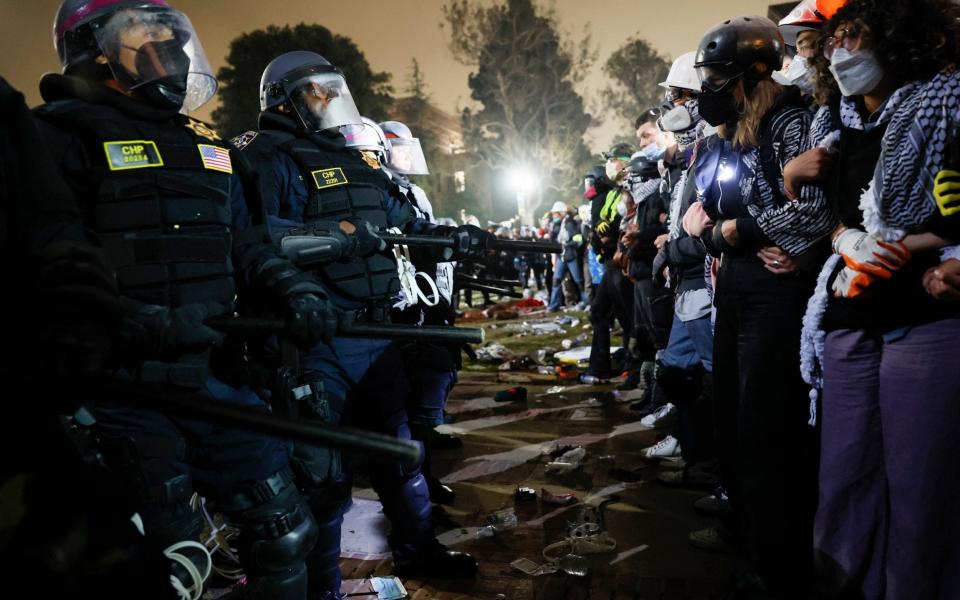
[641,435,681,459]
[640,403,677,428]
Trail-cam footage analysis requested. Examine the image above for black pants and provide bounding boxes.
[713,255,819,596]
[588,264,634,377]
[633,277,674,361]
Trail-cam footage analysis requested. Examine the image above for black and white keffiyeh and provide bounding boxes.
[861,68,960,238]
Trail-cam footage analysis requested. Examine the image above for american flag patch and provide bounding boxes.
[197,144,233,174]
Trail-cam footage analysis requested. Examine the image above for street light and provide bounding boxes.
[505,166,539,226]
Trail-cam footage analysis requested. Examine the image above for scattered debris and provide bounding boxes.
[514,486,537,501]
[545,447,586,473]
[494,386,528,403]
[474,343,515,363]
[510,557,557,577]
[541,488,578,506]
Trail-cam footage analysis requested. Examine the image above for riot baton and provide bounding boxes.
[458,282,522,299]
[88,378,421,466]
[378,233,562,254]
[205,316,485,345]
[455,273,524,289]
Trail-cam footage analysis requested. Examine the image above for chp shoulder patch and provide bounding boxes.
[103,140,163,171]
[230,131,259,151]
[311,167,349,189]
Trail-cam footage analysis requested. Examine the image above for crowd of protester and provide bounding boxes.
[506,0,960,597]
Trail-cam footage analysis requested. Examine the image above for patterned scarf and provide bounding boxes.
[860,68,960,239]
[628,177,661,208]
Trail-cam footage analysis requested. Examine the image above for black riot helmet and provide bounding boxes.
[695,16,784,93]
[626,154,660,181]
[260,51,363,133]
[52,0,217,111]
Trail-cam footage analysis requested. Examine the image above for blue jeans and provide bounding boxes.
[548,258,586,309]
[660,313,714,372]
[588,247,603,285]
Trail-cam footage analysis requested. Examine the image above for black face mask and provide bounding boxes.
[698,88,740,127]
[128,39,191,110]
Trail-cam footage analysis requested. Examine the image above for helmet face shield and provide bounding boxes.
[385,137,429,175]
[342,121,389,153]
[696,61,744,93]
[91,7,216,112]
[285,69,363,133]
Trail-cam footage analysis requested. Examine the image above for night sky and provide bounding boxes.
[1,0,775,148]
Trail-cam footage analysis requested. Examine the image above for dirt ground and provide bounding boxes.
[336,305,742,599]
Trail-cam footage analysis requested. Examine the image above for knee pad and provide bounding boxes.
[220,468,319,574]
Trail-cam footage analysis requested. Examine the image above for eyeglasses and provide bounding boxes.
[664,87,697,104]
[823,24,864,60]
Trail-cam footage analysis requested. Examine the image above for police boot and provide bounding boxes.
[409,423,456,505]
[303,479,351,600]
[375,472,477,578]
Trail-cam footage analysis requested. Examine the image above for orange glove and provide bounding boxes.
[832,266,878,298]
[832,228,910,279]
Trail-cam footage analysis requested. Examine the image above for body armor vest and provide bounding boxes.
[35,100,236,310]
[256,130,399,302]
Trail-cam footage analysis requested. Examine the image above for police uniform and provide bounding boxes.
[234,109,474,594]
[33,73,317,599]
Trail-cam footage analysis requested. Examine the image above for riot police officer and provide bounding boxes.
[231,51,483,599]
[377,119,461,505]
[35,2,340,598]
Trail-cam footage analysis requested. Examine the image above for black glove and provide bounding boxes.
[344,218,387,257]
[284,293,341,348]
[451,224,494,259]
[128,302,227,358]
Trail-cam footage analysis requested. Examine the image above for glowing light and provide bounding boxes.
[717,164,736,183]
[506,167,538,193]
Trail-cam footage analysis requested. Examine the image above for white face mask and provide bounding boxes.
[829,48,885,97]
[784,55,814,94]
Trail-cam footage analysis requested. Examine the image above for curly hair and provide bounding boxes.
[811,0,960,106]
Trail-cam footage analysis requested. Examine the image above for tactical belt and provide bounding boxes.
[219,465,296,513]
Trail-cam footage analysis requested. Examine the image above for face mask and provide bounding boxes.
[829,48,885,97]
[128,39,191,109]
[639,138,666,162]
[605,162,621,180]
[784,55,814,94]
[698,88,739,127]
[658,103,693,133]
